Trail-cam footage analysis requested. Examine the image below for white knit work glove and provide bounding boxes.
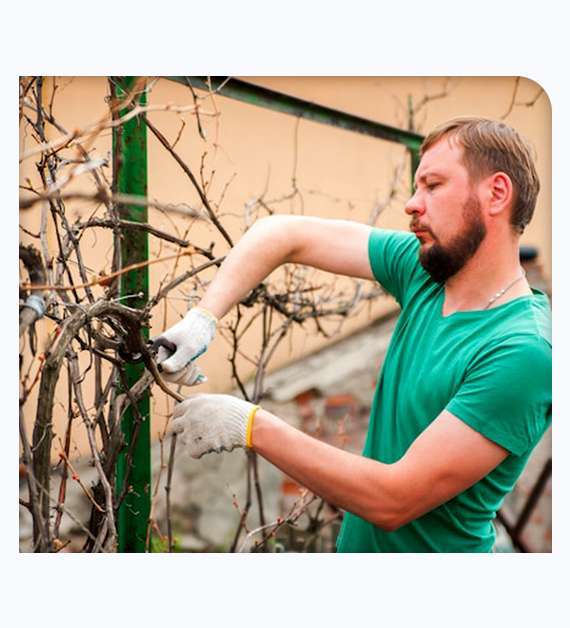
[170,394,260,459]
[155,307,217,386]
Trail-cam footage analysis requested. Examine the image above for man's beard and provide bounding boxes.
[415,194,487,283]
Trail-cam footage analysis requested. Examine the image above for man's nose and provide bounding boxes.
[404,190,425,216]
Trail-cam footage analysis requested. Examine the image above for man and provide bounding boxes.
[156,118,552,553]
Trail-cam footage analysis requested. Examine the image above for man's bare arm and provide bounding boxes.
[200,215,374,319]
[251,408,508,531]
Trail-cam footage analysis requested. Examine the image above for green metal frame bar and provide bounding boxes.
[168,76,424,154]
[167,76,422,191]
[112,77,151,553]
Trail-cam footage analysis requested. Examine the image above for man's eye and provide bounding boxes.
[427,182,440,191]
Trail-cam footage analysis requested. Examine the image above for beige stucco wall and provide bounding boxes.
[19,76,551,459]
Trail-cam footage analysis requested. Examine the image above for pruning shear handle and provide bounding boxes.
[119,336,177,365]
[150,337,177,371]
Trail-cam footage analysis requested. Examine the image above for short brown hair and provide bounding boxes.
[420,118,540,234]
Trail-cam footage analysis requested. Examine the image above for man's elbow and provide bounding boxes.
[367,472,418,532]
[366,491,411,532]
[370,508,410,532]
[252,215,297,256]
[253,214,295,236]
[369,492,440,532]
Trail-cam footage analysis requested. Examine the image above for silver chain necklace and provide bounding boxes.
[484,269,526,309]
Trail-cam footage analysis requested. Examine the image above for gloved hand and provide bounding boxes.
[170,394,260,459]
[155,306,217,386]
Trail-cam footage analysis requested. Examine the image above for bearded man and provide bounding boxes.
[155,118,552,553]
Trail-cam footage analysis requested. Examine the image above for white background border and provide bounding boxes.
[5,1,567,626]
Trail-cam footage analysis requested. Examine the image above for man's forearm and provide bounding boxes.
[251,408,405,531]
[198,216,297,320]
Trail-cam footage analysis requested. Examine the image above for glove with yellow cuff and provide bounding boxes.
[171,394,260,459]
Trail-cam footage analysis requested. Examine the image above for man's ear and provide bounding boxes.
[486,171,514,217]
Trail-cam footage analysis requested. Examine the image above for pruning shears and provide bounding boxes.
[118,336,176,367]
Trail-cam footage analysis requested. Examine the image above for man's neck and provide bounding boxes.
[442,236,532,315]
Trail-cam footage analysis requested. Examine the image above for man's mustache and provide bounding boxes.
[409,220,435,237]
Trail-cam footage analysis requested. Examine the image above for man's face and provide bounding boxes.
[405,137,487,283]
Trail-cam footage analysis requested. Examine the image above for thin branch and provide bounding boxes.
[57,447,105,514]
[68,351,116,550]
[20,249,196,292]
[143,116,234,248]
[20,190,206,220]
[20,101,218,163]
[500,77,522,120]
[166,434,178,552]
[500,76,544,120]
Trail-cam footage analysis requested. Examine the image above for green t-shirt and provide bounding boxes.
[336,229,552,553]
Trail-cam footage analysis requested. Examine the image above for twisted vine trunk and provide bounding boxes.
[31,308,88,549]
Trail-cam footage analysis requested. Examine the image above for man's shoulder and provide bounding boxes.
[441,293,552,377]
[473,324,551,377]
[368,228,419,263]
[492,290,551,348]
[368,229,427,305]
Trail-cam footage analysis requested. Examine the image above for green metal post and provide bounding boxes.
[112,77,151,552]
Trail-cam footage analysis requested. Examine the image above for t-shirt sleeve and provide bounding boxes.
[446,336,552,456]
[368,229,423,306]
